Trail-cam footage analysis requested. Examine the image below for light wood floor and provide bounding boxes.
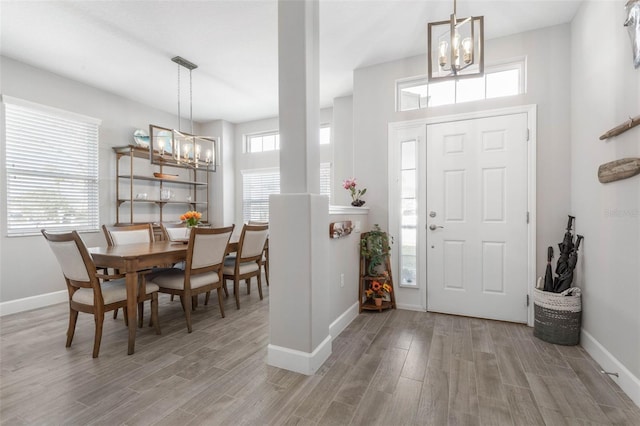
[1,286,638,425]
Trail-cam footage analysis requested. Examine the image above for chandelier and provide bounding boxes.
[427,0,484,81]
[150,56,216,171]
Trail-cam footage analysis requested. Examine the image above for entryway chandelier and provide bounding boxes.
[149,56,216,172]
[427,0,484,81]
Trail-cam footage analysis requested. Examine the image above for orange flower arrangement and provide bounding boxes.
[365,279,393,300]
[180,210,202,227]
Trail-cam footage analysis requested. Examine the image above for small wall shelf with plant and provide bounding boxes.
[359,224,396,312]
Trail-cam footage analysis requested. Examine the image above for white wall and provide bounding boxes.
[232,108,333,225]
[332,95,355,204]
[570,0,640,385]
[0,57,222,303]
[352,24,572,310]
[201,119,235,227]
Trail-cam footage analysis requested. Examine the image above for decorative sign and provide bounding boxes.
[329,221,353,239]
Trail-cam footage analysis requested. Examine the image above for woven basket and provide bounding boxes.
[533,288,582,346]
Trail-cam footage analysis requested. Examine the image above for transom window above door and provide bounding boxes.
[396,58,526,111]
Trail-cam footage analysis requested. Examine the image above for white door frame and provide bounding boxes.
[388,104,537,326]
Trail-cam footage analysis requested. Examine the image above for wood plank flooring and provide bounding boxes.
[1,286,639,425]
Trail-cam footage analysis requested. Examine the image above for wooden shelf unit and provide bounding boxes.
[358,231,396,313]
[113,145,209,226]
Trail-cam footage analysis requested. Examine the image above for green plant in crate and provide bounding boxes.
[360,224,392,275]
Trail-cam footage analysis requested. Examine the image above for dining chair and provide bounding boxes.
[147,225,234,333]
[161,222,190,242]
[223,224,269,310]
[102,223,159,326]
[248,220,269,286]
[42,229,160,358]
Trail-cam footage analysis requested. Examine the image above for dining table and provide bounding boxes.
[88,235,242,355]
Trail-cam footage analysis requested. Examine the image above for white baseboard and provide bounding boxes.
[267,335,332,376]
[396,303,427,312]
[0,290,67,317]
[581,328,640,408]
[329,302,359,339]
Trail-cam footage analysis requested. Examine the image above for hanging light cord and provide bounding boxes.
[189,68,194,135]
[177,61,181,132]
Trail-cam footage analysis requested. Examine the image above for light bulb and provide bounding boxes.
[453,32,461,68]
[462,37,473,64]
[438,40,448,67]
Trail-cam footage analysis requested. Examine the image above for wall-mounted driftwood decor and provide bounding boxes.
[600,114,640,140]
[598,158,640,183]
[330,221,353,239]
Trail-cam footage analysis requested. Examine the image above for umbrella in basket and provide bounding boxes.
[553,215,575,292]
[554,234,583,293]
[544,246,554,292]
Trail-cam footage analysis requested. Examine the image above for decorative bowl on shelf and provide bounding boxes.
[133,129,150,148]
[153,172,179,180]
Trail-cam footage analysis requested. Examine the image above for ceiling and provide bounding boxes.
[1,0,582,124]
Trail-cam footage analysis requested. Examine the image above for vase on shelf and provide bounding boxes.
[374,297,382,307]
[351,199,365,207]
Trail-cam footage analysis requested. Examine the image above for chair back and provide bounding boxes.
[42,229,100,293]
[161,222,190,241]
[102,223,154,246]
[186,226,235,274]
[238,224,269,261]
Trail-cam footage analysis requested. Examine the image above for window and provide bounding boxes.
[246,126,331,153]
[397,59,525,111]
[242,169,280,223]
[399,140,417,286]
[4,97,100,236]
[242,163,332,222]
[246,131,280,153]
[319,125,331,145]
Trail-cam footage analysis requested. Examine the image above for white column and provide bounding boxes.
[268,0,331,375]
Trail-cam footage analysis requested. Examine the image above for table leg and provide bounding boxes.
[126,271,138,355]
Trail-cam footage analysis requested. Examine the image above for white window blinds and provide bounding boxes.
[242,163,331,223]
[4,97,100,236]
[242,169,280,223]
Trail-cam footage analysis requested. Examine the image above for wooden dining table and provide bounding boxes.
[88,236,241,355]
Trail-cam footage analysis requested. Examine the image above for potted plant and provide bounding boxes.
[365,278,393,307]
[360,224,392,276]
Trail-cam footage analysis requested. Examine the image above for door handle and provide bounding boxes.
[429,224,444,231]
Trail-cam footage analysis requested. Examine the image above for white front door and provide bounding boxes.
[426,113,529,323]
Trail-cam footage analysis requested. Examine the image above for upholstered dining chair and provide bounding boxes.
[102,223,157,325]
[247,220,269,286]
[161,222,190,242]
[223,224,269,310]
[147,225,234,333]
[42,229,160,358]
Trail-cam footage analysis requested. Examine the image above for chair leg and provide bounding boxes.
[113,309,118,320]
[265,251,270,286]
[257,273,263,300]
[234,280,240,310]
[246,278,251,295]
[171,294,175,301]
[179,296,186,312]
[66,308,79,347]
[151,293,161,335]
[223,281,229,297]
[123,307,128,326]
[205,291,210,305]
[217,287,225,318]
[137,302,144,328]
[93,313,105,358]
[192,295,197,311]
[184,293,193,333]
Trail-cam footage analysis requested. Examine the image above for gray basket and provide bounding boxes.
[533,288,582,346]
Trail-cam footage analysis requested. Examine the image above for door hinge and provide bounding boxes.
[526,128,530,141]
[526,294,530,307]
[526,212,530,224]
